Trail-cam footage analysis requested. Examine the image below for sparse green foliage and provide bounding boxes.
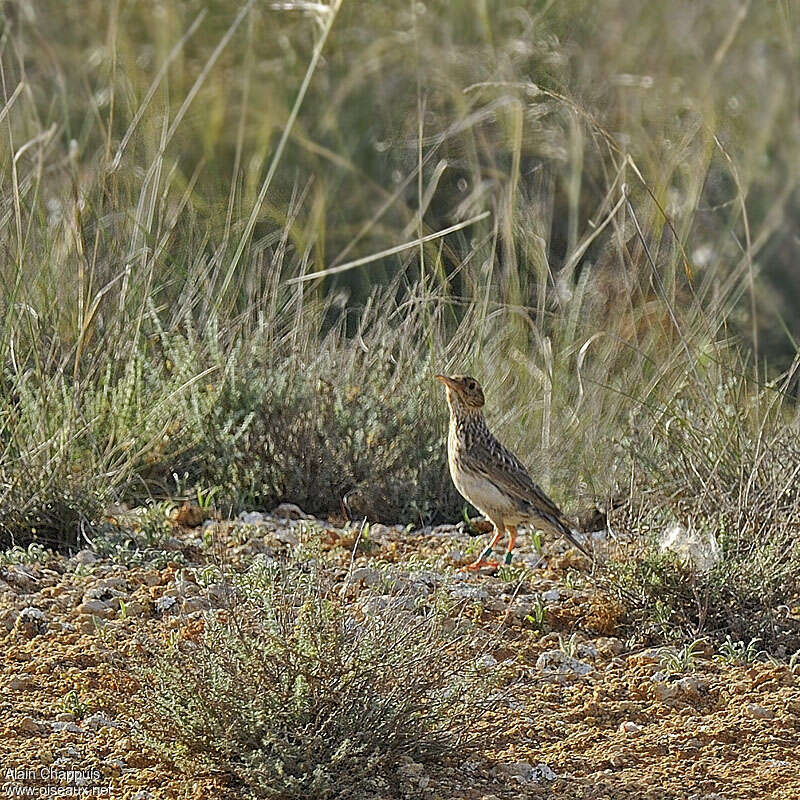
[605,370,800,650]
[0,542,51,565]
[88,503,186,568]
[658,641,707,676]
[59,689,91,720]
[715,637,768,666]
[524,597,547,631]
[132,555,488,799]
[558,632,580,659]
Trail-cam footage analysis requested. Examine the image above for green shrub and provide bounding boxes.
[130,554,490,798]
[605,367,800,651]
[0,485,101,552]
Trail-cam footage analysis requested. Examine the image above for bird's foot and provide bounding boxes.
[465,547,499,571]
[465,559,500,571]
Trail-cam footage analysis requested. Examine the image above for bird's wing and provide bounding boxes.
[462,436,591,557]
[462,432,565,520]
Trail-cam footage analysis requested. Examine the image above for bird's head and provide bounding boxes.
[435,374,485,412]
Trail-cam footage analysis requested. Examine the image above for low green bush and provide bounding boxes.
[130,553,490,799]
[605,369,800,651]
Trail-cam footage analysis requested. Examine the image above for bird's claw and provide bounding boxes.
[465,559,500,571]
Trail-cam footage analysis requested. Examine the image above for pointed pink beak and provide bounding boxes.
[435,374,459,391]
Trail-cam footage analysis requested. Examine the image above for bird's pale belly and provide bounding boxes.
[450,465,526,524]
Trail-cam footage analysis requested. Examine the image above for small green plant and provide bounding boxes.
[0,542,50,565]
[563,569,583,590]
[558,633,580,659]
[524,597,547,631]
[59,689,90,719]
[658,640,707,675]
[90,526,187,569]
[92,616,114,644]
[195,486,219,511]
[715,637,767,665]
[197,565,223,587]
[789,650,800,675]
[131,557,489,799]
[496,564,525,583]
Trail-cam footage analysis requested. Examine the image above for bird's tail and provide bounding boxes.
[538,511,592,559]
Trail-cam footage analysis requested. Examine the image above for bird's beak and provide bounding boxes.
[435,374,459,391]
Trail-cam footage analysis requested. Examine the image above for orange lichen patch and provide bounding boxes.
[179,617,206,642]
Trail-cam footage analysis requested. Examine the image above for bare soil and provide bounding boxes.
[2,505,799,800]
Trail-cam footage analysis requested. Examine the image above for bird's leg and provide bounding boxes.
[466,522,503,571]
[503,525,518,565]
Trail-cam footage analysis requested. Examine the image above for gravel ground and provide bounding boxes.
[2,503,799,800]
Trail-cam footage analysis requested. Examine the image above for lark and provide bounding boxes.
[435,374,590,570]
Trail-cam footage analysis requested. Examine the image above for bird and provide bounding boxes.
[435,373,591,570]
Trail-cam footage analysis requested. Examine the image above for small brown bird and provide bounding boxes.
[435,373,590,570]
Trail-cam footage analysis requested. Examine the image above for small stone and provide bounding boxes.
[676,675,704,694]
[77,599,113,618]
[633,647,666,665]
[154,595,178,614]
[272,503,310,520]
[206,583,230,606]
[240,511,266,524]
[536,650,593,680]
[4,565,39,592]
[541,588,561,602]
[122,600,148,618]
[8,675,32,691]
[532,763,557,782]
[449,584,489,601]
[476,654,498,671]
[173,502,204,527]
[746,703,774,720]
[274,529,299,545]
[162,536,183,551]
[181,596,209,613]
[174,579,200,597]
[578,643,599,659]
[652,678,679,701]
[50,720,82,734]
[619,720,642,735]
[350,567,382,587]
[596,637,625,656]
[19,715,41,733]
[73,549,98,565]
[495,762,557,785]
[140,571,162,587]
[84,712,121,730]
[0,608,19,631]
[15,607,48,637]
